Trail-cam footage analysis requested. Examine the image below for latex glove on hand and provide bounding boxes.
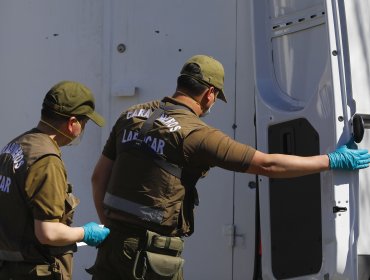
[82,222,110,246]
[328,142,370,170]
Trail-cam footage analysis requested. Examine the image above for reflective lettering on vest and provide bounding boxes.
[122,129,139,143]
[158,114,181,132]
[154,138,165,154]
[126,108,152,119]
[0,142,25,170]
[121,129,166,154]
[0,175,11,193]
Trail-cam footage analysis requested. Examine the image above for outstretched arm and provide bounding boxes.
[247,151,330,178]
[247,143,370,178]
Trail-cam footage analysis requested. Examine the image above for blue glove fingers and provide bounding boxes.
[82,222,110,247]
[357,163,369,169]
[328,146,370,170]
[354,152,370,168]
[354,149,369,155]
[358,158,370,166]
[358,151,370,158]
[358,156,370,164]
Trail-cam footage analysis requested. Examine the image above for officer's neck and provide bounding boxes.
[36,120,69,147]
[173,90,203,116]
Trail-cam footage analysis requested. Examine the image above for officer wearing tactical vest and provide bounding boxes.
[0,81,110,280]
[89,55,370,280]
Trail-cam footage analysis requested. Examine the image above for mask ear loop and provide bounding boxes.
[40,119,73,141]
[67,127,84,146]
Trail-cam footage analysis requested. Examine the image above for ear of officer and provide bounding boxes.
[174,86,216,117]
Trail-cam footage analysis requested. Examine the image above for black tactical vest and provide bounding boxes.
[103,99,209,237]
[0,129,77,262]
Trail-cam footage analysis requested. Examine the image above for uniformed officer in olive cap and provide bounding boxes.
[89,55,370,280]
[0,81,110,280]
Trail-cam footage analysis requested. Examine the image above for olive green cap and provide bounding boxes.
[180,55,227,103]
[42,81,105,127]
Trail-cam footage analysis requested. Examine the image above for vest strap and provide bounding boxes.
[123,102,191,178]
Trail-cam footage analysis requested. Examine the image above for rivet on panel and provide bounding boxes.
[117,44,126,53]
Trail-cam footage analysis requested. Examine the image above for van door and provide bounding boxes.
[252,0,359,279]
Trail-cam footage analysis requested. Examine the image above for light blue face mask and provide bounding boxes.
[199,93,217,118]
[67,128,85,146]
[199,105,212,118]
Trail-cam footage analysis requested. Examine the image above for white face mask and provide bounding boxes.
[67,128,84,146]
[199,96,216,118]
[200,105,212,118]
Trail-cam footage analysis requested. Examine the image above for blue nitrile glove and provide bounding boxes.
[328,142,370,170]
[82,222,110,246]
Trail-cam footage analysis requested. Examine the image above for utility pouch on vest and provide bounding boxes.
[133,230,184,279]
